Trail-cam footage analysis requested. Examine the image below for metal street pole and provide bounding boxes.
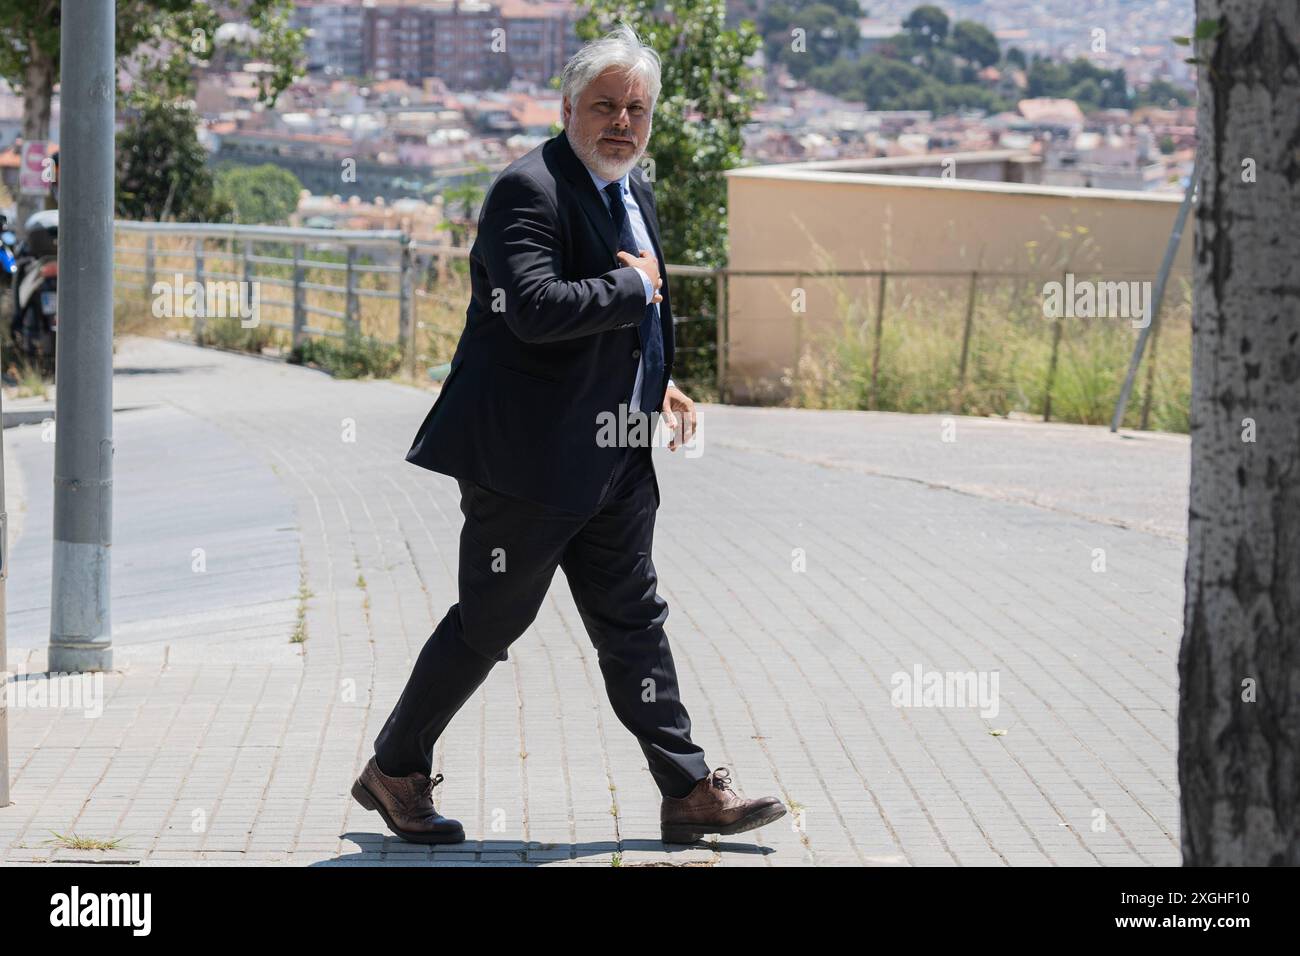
[1,383,9,807]
[49,0,115,673]
[1110,157,1198,433]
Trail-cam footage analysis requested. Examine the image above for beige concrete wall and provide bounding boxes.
[722,167,1193,401]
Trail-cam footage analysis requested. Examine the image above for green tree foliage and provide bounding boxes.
[858,58,933,106]
[116,93,231,222]
[808,46,1002,112]
[214,163,304,224]
[0,0,303,132]
[574,1,762,391]
[0,0,303,222]
[765,4,1009,110]
[764,1,850,83]
[902,5,949,44]
[576,1,761,272]
[1026,56,1129,110]
[760,3,1192,118]
[950,20,1000,69]
[435,171,489,247]
[1133,78,1194,109]
[762,2,861,79]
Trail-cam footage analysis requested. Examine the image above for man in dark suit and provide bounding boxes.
[351,24,786,847]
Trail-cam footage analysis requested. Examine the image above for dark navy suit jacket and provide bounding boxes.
[404,129,675,513]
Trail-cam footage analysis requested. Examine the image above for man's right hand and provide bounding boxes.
[616,249,663,304]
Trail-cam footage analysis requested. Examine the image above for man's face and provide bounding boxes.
[563,67,653,181]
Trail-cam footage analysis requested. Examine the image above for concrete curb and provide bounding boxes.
[3,403,157,428]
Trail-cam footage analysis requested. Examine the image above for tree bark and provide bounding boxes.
[16,37,56,228]
[1179,0,1300,865]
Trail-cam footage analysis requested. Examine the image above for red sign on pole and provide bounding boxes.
[18,141,55,196]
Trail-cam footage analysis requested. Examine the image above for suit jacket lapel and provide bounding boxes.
[552,130,620,262]
[551,130,673,350]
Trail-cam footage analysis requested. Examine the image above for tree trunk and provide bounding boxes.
[1179,0,1300,865]
[16,40,56,229]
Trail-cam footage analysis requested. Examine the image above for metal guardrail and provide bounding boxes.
[110,220,727,386]
[112,220,474,377]
[113,220,406,245]
[112,221,1184,424]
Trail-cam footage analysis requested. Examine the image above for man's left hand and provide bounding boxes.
[660,385,696,452]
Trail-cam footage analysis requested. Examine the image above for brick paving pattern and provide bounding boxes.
[0,336,1187,866]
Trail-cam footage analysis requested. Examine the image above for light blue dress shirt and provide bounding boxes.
[584,164,673,413]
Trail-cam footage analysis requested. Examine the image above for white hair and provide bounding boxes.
[560,22,662,110]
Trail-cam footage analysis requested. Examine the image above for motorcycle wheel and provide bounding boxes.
[39,326,55,377]
[17,301,43,375]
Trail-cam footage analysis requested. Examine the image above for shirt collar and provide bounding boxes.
[586,164,630,199]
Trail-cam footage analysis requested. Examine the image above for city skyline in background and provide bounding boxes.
[0,0,1198,228]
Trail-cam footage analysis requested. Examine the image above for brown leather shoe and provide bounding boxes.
[351,755,466,844]
[660,766,787,844]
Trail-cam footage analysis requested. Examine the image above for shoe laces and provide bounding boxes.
[414,771,445,804]
[708,767,736,795]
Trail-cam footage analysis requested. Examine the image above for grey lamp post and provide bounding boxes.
[48,0,115,673]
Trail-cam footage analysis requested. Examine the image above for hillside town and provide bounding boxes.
[0,0,1196,236]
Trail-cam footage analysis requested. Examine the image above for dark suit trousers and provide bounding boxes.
[373,442,711,799]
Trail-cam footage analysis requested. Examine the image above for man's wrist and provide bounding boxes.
[633,266,654,304]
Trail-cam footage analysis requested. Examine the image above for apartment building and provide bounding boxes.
[294,0,581,89]
[498,0,584,85]
[293,2,366,76]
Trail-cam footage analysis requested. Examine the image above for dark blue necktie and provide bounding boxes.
[604,180,664,416]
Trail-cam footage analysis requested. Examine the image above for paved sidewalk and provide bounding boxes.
[0,334,1187,865]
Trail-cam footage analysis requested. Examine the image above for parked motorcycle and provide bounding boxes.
[10,209,58,376]
[0,214,17,291]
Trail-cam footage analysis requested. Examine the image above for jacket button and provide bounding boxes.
[632,348,641,359]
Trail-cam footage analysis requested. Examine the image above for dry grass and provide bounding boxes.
[782,270,1192,434]
[45,831,126,851]
[112,230,1190,431]
[112,230,469,381]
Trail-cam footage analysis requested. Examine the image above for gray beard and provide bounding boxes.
[568,121,651,182]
